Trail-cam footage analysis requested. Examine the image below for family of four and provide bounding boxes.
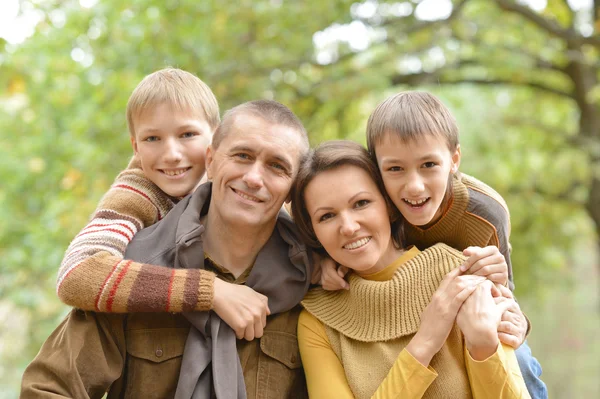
[21,68,546,398]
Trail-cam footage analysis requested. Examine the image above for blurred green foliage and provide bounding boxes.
[1,0,599,397]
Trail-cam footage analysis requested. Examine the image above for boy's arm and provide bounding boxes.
[56,167,215,312]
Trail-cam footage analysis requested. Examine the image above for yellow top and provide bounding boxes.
[298,244,530,399]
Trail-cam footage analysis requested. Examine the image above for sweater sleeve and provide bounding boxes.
[56,167,215,313]
[298,310,437,399]
[466,343,531,399]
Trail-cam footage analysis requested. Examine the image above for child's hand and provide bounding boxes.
[319,256,349,291]
[460,246,508,286]
[494,284,527,348]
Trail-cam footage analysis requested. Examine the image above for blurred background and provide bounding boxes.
[1,0,599,397]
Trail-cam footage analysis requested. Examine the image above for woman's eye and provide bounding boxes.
[319,213,334,222]
[355,199,370,208]
[388,166,402,172]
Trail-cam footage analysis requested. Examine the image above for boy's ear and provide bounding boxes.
[205,145,214,180]
[130,136,138,155]
[451,144,461,174]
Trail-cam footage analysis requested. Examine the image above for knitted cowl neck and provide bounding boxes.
[301,243,466,342]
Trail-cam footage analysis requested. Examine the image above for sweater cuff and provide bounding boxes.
[196,270,216,311]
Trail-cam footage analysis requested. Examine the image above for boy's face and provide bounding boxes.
[131,103,213,198]
[375,133,460,228]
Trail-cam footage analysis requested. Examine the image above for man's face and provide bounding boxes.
[206,114,305,231]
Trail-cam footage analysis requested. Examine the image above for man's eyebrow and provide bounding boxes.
[228,145,255,153]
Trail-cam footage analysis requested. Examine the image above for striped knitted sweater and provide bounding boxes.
[404,173,515,290]
[56,159,215,312]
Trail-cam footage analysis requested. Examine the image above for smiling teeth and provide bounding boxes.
[163,169,187,176]
[237,191,261,202]
[404,198,428,205]
[344,237,371,250]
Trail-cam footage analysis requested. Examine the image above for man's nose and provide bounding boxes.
[242,163,264,188]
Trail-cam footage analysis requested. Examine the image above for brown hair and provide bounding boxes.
[366,91,459,207]
[126,67,220,137]
[212,99,309,154]
[291,140,403,250]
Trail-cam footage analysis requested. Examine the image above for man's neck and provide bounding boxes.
[201,212,277,278]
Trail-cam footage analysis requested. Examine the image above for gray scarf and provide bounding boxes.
[125,183,312,399]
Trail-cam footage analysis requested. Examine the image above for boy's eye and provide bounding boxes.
[354,199,370,208]
[144,136,159,142]
[318,212,335,222]
[422,162,437,168]
[181,131,197,138]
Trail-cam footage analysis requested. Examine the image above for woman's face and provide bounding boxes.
[304,164,399,275]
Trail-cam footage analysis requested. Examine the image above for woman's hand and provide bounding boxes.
[406,267,486,367]
[456,280,513,360]
[460,246,508,286]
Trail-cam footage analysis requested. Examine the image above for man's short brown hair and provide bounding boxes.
[126,68,220,137]
[211,100,309,155]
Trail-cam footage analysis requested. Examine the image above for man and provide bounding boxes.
[21,100,312,399]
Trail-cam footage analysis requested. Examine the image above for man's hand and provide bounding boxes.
[319,256,349,291]
[495,284,527,348]
[212,279,270,341]
[460,246,508,286]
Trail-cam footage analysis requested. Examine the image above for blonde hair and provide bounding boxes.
[366,91,459,157]
[126,68,220,137]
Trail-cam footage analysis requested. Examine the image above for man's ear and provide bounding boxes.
[451,144,461,174]
[205,145,214,180]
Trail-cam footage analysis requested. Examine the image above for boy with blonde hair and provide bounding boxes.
[56,68,268,324]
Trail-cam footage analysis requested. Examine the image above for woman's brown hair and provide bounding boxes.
[291,140,403,251]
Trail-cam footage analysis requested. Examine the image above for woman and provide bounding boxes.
[291,140,529,399]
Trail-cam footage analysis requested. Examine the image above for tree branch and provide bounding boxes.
[390,71,573,99]
[494,0,600,47]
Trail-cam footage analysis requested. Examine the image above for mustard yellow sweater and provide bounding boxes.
[299,245,529,399]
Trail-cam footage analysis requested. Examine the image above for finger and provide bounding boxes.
[467,255,505,275]
[490,283,501,298]
[497,284,514,299]
[254,315,265,339]
[498,332,520,349]
[460,246,489,271]
[337,265,349,278]
[322,266,349,291]
[244,324,255,341]
[485,273,509,286]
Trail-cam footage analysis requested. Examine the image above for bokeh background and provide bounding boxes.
[1,0,599,397]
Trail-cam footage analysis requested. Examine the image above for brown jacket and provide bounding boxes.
[21,306,307,398]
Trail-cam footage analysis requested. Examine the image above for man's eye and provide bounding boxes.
[319,213,334,222]
[235,153,250,160]
[144,136,159,142]
[271,162,285,171]
[355,199,370,208]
